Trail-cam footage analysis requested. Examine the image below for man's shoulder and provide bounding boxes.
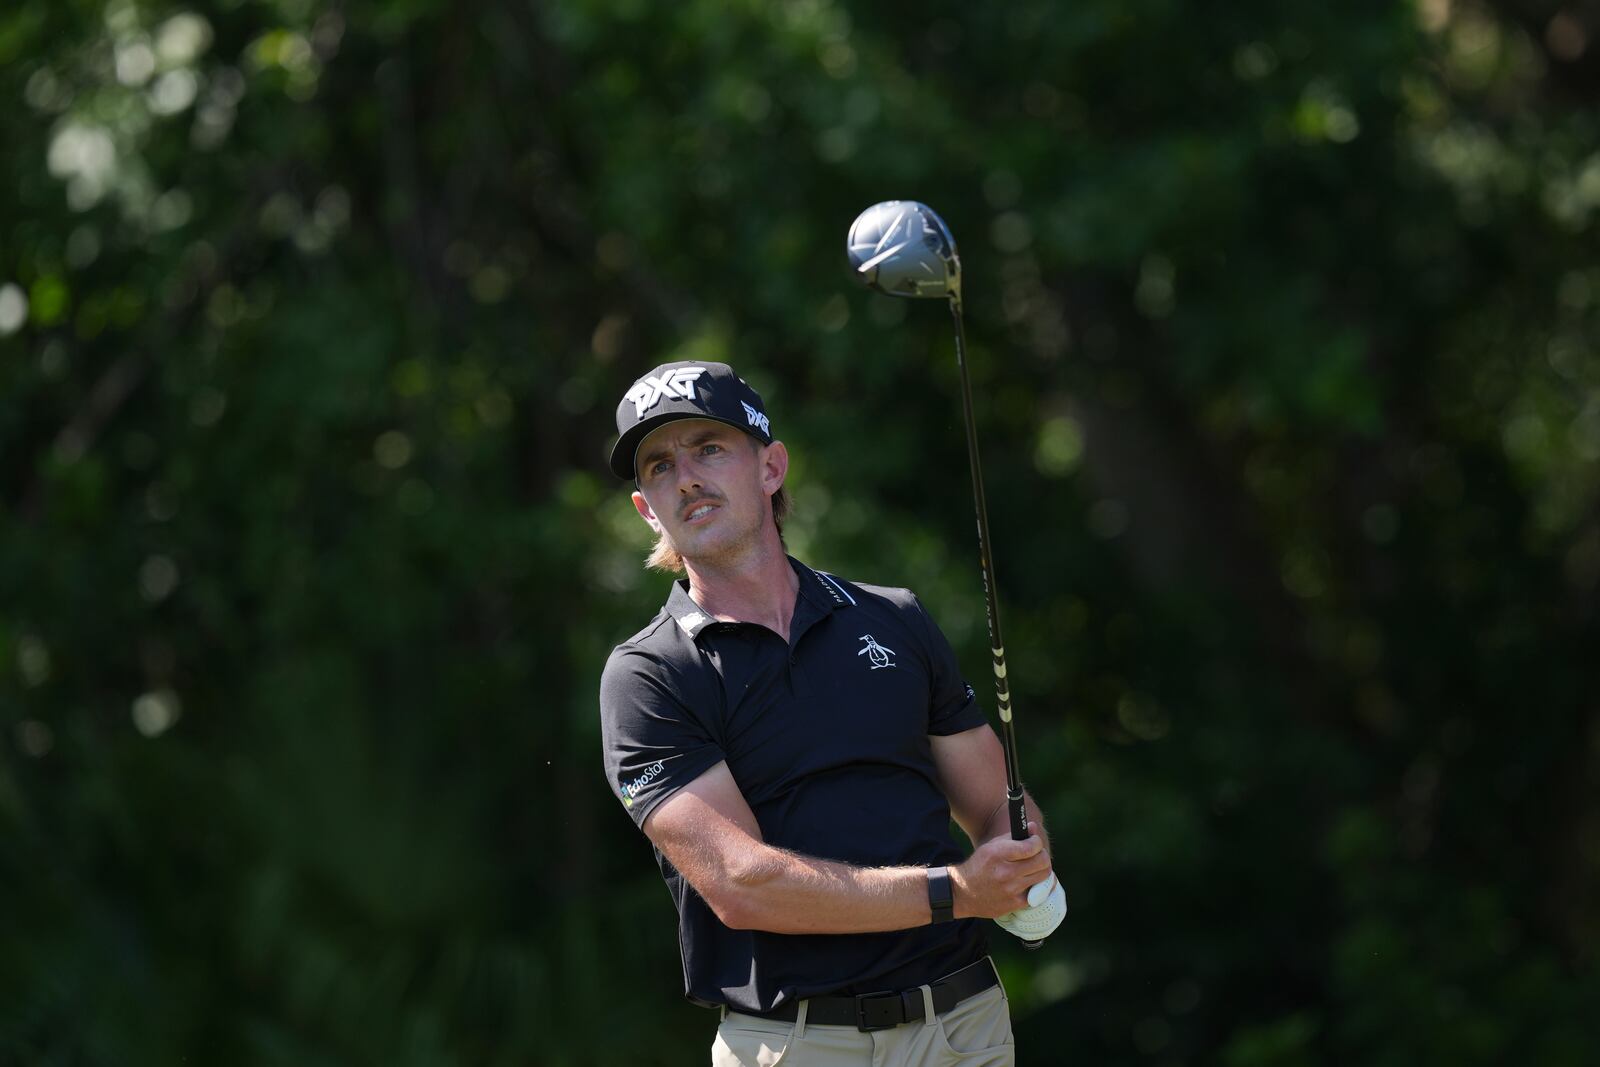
[609,607,676,651]
[804,565,924,615]
[603,609,697,676]
[600,608,722,717]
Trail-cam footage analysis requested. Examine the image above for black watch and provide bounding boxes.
[927,866,955,924]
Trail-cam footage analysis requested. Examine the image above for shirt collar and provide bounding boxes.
[789,556,854,613]
[663,580,717,639]
[662,556,851,642]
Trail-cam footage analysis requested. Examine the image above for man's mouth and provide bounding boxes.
[683,501,718,523]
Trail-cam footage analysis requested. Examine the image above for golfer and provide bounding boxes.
[599,361,1067,1066]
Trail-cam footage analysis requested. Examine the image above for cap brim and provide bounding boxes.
[608,412,763,480]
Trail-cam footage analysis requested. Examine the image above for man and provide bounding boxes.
[599,361,1067,1066]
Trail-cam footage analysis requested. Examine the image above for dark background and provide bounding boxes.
[2,1,1597,1064]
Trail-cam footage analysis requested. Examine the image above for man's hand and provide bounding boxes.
[949,822,1052,919]
[994,870,1068,942]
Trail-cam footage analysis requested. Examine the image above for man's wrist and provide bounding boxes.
[926,865,955,924]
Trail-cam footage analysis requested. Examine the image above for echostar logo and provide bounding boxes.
[857,634,897,670]
[618,759,666,808]
[627,367,706,418]
[740,400,770,436]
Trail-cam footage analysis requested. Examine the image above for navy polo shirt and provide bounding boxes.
[599,556,990,1013]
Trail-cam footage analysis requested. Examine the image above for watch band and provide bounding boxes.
[927,865,955,924]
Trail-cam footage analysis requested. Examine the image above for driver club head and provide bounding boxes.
[846,200,961,301]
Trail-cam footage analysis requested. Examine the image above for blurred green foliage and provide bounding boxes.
[2,0,1598,1064]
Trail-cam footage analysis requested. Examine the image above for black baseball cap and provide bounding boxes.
[608,360,774,479]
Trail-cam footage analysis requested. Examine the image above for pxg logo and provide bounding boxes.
[627,367,706,418]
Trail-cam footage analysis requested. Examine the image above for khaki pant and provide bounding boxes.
[711,982,1014,1066]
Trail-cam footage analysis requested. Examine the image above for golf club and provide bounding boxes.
[846,200,1050,948]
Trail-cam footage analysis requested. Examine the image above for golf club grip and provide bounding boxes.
[1008,784,1043,947]
[1015,783,1043,949]
[1006,786,1028,842]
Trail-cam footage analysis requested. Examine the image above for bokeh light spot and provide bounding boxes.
[17,636,52,688]
[139,555,180,602]
[0,284,28,335]
[374,431,414,469]
[132,689,182,738]
[1034,416,1083,477]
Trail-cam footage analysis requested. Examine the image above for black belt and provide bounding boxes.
[741,957,999,1032]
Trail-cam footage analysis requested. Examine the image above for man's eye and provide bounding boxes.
[651,460,671,475]
[701,444,722,455]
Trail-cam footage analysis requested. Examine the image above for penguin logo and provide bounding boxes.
[857,634,897,670]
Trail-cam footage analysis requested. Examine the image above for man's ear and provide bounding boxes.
[632,490,664,534]
[760,440,789,496]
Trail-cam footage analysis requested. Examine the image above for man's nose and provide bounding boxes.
[674,455,703,491]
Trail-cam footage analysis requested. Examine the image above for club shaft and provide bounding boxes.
[949,297,1041,950]
[947,297,1028,838]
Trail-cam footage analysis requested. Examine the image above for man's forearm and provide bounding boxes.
[647,760,1049,933]
[715,843,937,934]
[709,831,1049,933]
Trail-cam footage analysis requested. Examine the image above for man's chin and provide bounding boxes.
[671,528,745,566]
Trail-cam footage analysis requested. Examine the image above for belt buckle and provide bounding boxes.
[854,990,903,1032]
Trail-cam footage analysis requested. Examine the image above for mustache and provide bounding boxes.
[679,494,723,520]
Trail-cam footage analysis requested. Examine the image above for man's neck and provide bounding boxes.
[683,535,800,641]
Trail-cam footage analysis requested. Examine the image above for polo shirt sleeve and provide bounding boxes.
[599,645,727,829]
[910,594,988,736]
